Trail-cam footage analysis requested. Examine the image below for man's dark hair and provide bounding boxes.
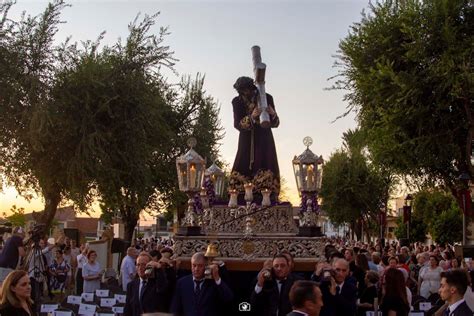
[273,253,289,265]
[281,250,294,260]
[353,247,360,255]
[149,249,162,260]
[289,280,319,308]
[330,251,344,260]
[440,269,469,295]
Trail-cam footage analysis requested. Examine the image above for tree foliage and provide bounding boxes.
[0,1,223,241]
[334,0,474,192]
[394,188,462,243]
[412,189,455,228]
[3,205,26,228]
[430,203,463,244]
[320,129,395,240]
[0,0,78,227]
[394,215,428,243]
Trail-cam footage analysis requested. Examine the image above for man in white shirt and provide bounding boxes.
[121,247,137,291]
[438,269,473,316]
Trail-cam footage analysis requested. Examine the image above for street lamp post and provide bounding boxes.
[404,194,413,241]
[379,203,386,252]
[459,172,471,245]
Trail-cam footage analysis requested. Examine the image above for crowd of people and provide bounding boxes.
[0,228,474,316]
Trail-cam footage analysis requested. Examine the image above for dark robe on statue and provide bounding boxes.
[230,92,280,196]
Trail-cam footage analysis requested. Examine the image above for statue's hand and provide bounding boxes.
[267,105,276,117]
[251,107,262,119]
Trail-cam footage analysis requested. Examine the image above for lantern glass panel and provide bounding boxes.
[316,168,323,191]
[293,163,302,192]
[196,167,204,190]
[178,163,188,191]
[215,177,224,197]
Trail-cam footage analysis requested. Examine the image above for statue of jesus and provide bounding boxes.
[230,76,280,199]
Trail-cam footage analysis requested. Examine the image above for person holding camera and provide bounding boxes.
[250,253,303,316]
[171,252,233,316]
[124,252,172,316]
[312,258,357,316]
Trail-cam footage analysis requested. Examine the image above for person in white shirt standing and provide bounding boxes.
[121,247,137,292]
[75,244,88,294]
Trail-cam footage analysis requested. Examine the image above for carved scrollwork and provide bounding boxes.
[173,236,325,261]
[206,205,297,234]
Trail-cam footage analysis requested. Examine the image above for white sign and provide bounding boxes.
[114,294,126,303]
[67,295,82,305]
[419,302,432,311]
[81,292,94,302]
[100,298,117,307]
[53,311,73,316]
[78,303,96,315]
[96,289,110,297]
[40,304,59,313]
[112,306,124,314]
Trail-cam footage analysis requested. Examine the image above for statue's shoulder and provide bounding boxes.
[232,96,242,104]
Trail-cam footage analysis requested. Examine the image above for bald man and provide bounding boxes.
[121,247,137,291]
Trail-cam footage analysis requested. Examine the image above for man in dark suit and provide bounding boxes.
[287,280,324,316]
[124,252,173,316]
[251,253,303,316]
[317,258,357,316]
[171,252,233,316]
[438,269,473,316]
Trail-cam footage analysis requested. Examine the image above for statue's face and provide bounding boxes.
[240,88,255,99]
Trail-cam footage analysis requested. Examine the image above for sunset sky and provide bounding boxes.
[0,0,367,218]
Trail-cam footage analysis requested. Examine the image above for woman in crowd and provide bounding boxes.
[418,255,443,298]
[450,257,460,270]
[357,270,379,316]
[49,249,70,296]
[82,250,102,293]
[0,270,35,316]
[380,268,410,316]
[354,253,369,296]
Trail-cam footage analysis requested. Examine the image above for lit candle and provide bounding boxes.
[228,189,238,208]
[261,188,271,207]
[244,182,254,202]
[307,165,314,189]
[189,165,196,189]
[200,187,209,209]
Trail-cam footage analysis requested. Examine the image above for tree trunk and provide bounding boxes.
[354,220,362,241]
[122,207,139,243]
[38,186,61,230]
